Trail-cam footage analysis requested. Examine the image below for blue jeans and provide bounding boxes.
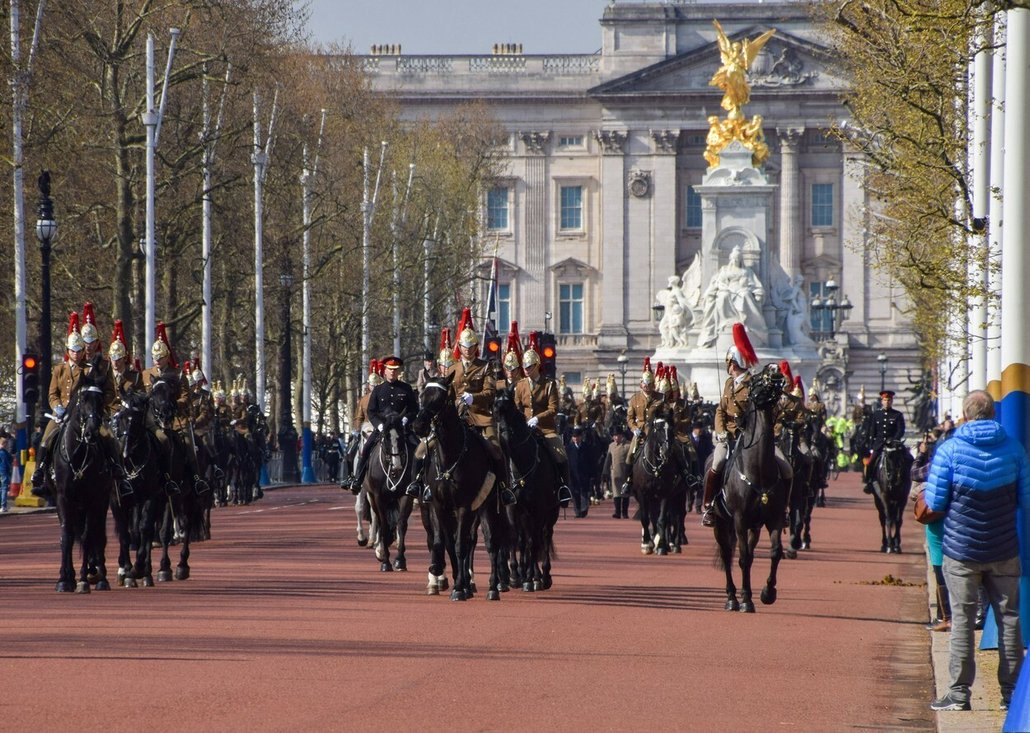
[942,554,1023,703]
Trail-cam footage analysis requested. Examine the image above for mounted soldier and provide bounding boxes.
[343,355,419,496]
[513,336,574,506]
[141,323,207,495]
[32,310,125,496]
[620,357,663,495]
[107,319,142,409]
[496,321,525,391]
[863,389,906,494]
[342,360,382,491]
[666,365,701,489]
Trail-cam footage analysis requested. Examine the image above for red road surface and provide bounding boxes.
[0,472,933,732]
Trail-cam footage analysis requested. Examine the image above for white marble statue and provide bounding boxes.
[657,275,692,348]
[779,273,817,348]
[697,246,768,347]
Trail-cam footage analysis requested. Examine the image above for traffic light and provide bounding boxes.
[21,352,40,405]
[484,334,502,361]
[539,332,557,379]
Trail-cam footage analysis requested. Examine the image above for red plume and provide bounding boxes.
[732,323,758,367]
[452,307,474,359]
[655,364,665,380]
[527,330,541,354]
[156,321,178,369]
[670,366,679,384]
[779,360,794,385]
[643,357,652,374]
[438,328,451,353]
[376,360,386,378]
[111,319,128,351]
[183,360,193,378]
[794,376,805,400]
[82,301,96,326]
[67,311,80,337]
[369,359,379,376]
[506,321,523,362]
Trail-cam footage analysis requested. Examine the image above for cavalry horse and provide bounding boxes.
[711,365,788,613]
[111,391,163,587]
[363,417,416,572]
[150,378,206,582]
[48,367,113,593]
[779,417,814,559]
[412,375,510,601]
[632,404,686,556]
[872,439,911,553]
[494,386,559,592]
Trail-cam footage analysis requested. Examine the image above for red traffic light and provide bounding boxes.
[22,355,38,370]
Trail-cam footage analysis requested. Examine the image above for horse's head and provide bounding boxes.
[73,371,106,441]
[150,378,179,429]
[414,373,454,438]
[115,391,149,445]
[492,384,526,444]
[644,405,674,463]
[750,365,788,409]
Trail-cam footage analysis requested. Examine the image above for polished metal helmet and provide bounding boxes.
[108,339,127,361]
[438,347,456,370]
[151,338,170,360]
[67,331,85,353]
[457,327,479,348]
[80,322,100,344]
[503,349,520,371]
[522,348,541,369]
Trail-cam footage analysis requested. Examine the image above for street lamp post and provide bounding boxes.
[877,352,888,393]
[35,171,56,430]
[652,303,665,323]
[809,278,853,339]
[616,352,628,400]
[278,269,299,484]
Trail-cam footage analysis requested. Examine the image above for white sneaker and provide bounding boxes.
[0,507,8,513]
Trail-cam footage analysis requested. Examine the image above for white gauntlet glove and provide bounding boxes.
[527,416,539,429]
[401,416,409,427]
[377,423,384,432]
[716,432,728,443]
[461,392,474,406]
[634,428,643,438]
[55,405,66,419]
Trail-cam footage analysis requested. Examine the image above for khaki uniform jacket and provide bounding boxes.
[352,393,371,432]
[214,403,233,431]
[671,400,695,444]
[627,390,662,434]
[514,376,559,436]
[576,399,604,428]
[49,359,116,418]
[142,365,190,430]
[192,389,215,433]
[109,366,143,411]
[774,394,807,439]
[447,358,495,429]
[714,374,751,436]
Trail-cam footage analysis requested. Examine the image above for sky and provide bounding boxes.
[301,0,609,55]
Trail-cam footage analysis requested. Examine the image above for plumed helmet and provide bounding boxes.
[453,307,477,355]
[809,391,821,402]
[67,330,85,353]
[192,367,206,386]
[641,357,654,386]
[213,382,226,401]
[655,365,670,394]
[368,359,383,387]
[80,302,99,344]
[184,360,194,386]
[109,319,129,361]
[522,347,541,369]
[503,349,520,371]
[151,338,170,360]
[606,373,617,396]
[725,323,758,370]
[458,327,479,349]
[689,382,702,402]
[792,376,805,400]
[668,365,680,393]
[438,347,456,370]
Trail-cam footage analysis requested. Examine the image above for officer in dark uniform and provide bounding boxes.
[863,389,906,493]
[343,355,419,494]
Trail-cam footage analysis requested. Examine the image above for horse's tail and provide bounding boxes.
[186,494,208,542]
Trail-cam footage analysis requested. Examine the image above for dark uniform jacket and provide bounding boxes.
[715,374,752,437]
[367,379,418,429]
[869,407,906,451]
[447,358,495,429]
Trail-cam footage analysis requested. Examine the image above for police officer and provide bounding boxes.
[345,355,419,495]
[863,389,906,494]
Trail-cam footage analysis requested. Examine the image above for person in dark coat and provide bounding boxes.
[342,356,418,494]
[567,426,594,518]
[863,389,906,493]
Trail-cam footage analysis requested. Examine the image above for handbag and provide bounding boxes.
[913,487,945,525]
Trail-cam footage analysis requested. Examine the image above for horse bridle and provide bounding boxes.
[640,417,670,477]
[420,381,469,483]
[118,400,151,482]
[59,385,104,480]
[495,393,542,489]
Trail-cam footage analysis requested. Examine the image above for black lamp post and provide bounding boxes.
[810,278,853,340]
[278,268,299,483]
[616,352,628,399]
[35,171,56,429]
[877,352,888,393]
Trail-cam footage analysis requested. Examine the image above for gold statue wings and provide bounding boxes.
[713,19,775,71]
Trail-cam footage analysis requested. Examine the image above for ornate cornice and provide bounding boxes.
[594,129,627,155]
[519,130,551,155]
[777,126,805,150]
[650,129,679,155]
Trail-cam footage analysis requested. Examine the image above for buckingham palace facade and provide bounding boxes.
[361,1,919,414]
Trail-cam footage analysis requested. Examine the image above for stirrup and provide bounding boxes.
[701,504,715,527]
[558,485,573,506]
[501,487,518,505]
[421,485,433,503]
[194,476,211,495]
[405,481,421,498]
[164,479,181,496]
[118,480,134,499]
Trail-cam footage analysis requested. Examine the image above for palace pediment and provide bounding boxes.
[590,28,844,99]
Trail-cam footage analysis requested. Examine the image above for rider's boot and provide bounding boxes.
[406,457,425,499]
[612,497,622,519]
[30,443,49,495]
[342,442,372,495]
[556,458,573,507]
[862,461,874,494]
[701,468,720,527]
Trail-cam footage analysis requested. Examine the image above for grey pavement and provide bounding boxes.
[923,541,1008,732]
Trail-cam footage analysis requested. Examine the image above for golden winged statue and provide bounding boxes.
[705,20,775,168]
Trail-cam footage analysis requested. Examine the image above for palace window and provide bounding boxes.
[811,183,834,227]
[560,185,583,231]
[686,186,703,229]
[486,186,509,231]
[497,283,511,334]
[558,135,584,148]
[559,282,584,334]
[809,281,833,335]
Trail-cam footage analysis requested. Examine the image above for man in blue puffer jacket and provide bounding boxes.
[925,390,1028,712]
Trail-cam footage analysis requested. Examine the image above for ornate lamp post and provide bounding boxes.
[809,278,853,340]
[278,268,299,483]
[616,351,628,399]
[878,352,889,393]
[35,171,57,429]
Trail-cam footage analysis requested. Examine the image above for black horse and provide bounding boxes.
[364,418,416,572]
[412,375,510,601]
[873,439,911,553]
[494,386,559,592]
[779,418,813,559]
[150,379,206,582]
[111,391,163,587]
[49,370,113,593]
[632,405,686,556]
[711,365,788,613]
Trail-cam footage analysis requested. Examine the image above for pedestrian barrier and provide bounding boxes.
[15,449,45,508]
[1003,658,1030,732]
